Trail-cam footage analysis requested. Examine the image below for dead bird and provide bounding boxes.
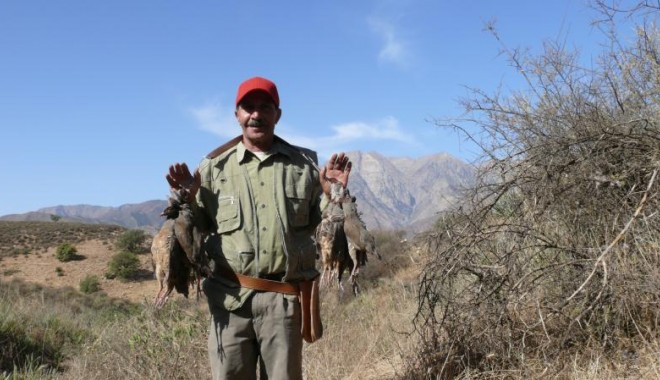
[315,181,359,295]
[151,188,210,308]
[341,191,381,295]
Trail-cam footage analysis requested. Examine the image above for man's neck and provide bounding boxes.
[243,137,274,153]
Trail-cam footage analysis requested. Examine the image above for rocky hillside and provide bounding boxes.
[0,201,166,235]
[1,152,474,233]
[347,151,474,232]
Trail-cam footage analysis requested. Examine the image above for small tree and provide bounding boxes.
[79,275,101,294]
[115,229,147,254]
[55,243,77,262]
[50,214,61,222]
[106,251,140,281]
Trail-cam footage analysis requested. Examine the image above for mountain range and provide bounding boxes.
[0,151,474,234]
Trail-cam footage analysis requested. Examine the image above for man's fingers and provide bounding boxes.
[174,163,185,177]
[342,161,352,188]
[327,152,351,170]
[327,153,338,170]
[334,153,344,169]
[180,162,191,175]
[166,162,196,189]
[166,174,177,188]
[167,164,180,188]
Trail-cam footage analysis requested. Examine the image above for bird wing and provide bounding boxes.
[343,216,362,245]
[342,201,381,259]
[173,208,195,265]
[343,203,365,248]
[152,220,177,307]
[151,220,176,271]
[169,239,192,298]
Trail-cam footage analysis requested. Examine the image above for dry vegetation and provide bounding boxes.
[0,221,124,258]
[1,215,658,379]
[406,2,660,378]
[0,222,420,379]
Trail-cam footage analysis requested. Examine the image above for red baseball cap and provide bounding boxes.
[235,76,280,107]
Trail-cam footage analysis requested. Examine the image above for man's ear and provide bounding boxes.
[275,108,282,124]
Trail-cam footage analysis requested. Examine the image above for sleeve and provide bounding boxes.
[190,158,216,234]
[307,155,328,231]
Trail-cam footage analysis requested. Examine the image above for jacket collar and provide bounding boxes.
[236,137,292,164]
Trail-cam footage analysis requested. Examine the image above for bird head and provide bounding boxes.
[160,188,189,218]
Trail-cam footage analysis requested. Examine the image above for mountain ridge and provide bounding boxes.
[1,152,474,234]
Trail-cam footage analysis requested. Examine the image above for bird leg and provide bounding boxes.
[154,285,164,305]
[194,272,203,301]
[155,289,172,309]
[351,275,360,296]
[154,274,174,308]
[346,243,361,296]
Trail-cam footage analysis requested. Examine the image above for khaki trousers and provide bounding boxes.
[208,291,303,380]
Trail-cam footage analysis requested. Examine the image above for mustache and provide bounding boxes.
[247,119,262,127]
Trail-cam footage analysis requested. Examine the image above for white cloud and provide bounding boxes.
[189,101,413,146]
[307,117,417,159]
[188,103,417,160]
[329,116,415,144]
[368,16,411,68]
[273,118,415,161]
[188,101,237,138]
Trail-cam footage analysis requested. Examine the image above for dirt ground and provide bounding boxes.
[0,239,169,304]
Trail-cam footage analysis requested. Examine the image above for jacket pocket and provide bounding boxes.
[216,195,241,233]
[285,181,311,228]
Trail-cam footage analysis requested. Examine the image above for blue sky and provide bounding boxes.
[1,0,609,215]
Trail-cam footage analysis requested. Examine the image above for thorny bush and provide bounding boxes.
[409,2,660,378]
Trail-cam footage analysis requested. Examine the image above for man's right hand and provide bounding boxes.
[320,153,352,197]
[166,163,201,203]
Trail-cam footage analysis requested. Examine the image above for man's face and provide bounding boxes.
[235,91,281,150]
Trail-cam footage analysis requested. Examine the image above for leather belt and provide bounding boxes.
[216,266,299,296]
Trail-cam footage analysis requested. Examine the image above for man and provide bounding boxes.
[166,76,351,379]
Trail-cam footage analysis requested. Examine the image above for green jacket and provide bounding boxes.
[196,136,327,310]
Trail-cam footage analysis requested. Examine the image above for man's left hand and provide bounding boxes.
[320,153,352,196]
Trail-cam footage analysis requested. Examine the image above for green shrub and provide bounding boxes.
[55,243,77,262]
[55,267,64,277]
[115,229,147,254]
[105,251,140,281]
[79,275,101,294]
